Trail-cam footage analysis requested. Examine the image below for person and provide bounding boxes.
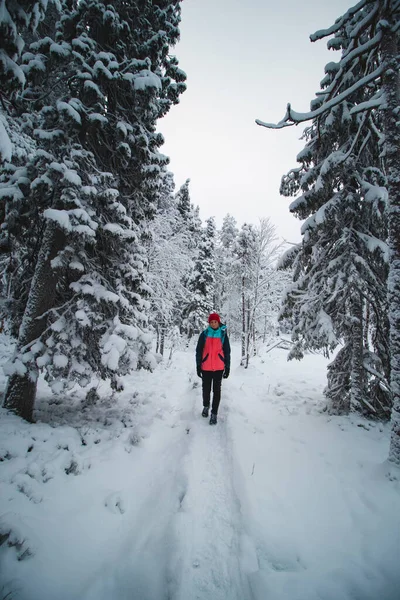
[195,312,231,425]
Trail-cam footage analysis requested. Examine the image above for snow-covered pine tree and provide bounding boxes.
[380,1,400,464]
[0,0,49,96]
[257,0,392,420]
[176,178,191,219]
[215,213,239,326]
[2,0,186,420]
[174,178,202,250]
[182,217,216,338]
[0,0,51,324]
[0,0,51,179]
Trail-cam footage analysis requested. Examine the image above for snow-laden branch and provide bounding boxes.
[349,90,384,114]
[349,2,379,41]
[341,30,381,69]
[368,113,385,142]
[256,64,384,129]
[317,21,381,101]
[309,0,368,42]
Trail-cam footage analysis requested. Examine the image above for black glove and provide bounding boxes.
[197,366,202,378]
[223,368,230,379]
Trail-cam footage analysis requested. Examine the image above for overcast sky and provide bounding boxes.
[158,0,352,243]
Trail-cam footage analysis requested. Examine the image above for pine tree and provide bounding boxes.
[176,178,191,219]
[215,213,239,321]
[257,0,392,420]
[381,1,400,464]
[2,0,186,420]
[174,178,202,250]
[182,217,216,338]
[0,0,49,95]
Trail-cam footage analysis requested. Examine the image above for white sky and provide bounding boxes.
[158,0,352,243]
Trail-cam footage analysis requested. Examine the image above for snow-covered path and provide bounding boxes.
[79,362,253,600]
[1,338,400,600]
[172,403,251,600]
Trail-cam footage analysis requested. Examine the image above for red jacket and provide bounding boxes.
[196,325,230,372]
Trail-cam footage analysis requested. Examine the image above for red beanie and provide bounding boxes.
[208,312,221,323]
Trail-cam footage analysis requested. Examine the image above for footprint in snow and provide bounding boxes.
[104,491,126,514]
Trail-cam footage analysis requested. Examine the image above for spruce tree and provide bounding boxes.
[381,1,400,464]
[182,217,216,337]
[2,0,186,420]
[215,213,239,323]
[174,178,202,250]
[257,0,393,420]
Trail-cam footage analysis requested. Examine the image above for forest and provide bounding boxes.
[0,2,400,597]
[1,0,399,459]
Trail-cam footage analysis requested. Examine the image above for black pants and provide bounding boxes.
[202,370,224,414]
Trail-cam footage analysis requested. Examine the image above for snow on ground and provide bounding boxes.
[0,332,399,600]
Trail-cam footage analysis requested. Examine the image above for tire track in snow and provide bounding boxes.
[170,405,254,600]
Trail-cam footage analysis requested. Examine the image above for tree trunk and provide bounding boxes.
[363,301,370,348]
[245,298,251,369]
[3,222,66,421]
[155,327,160,354]
[382,10,400,465]
[241,275,245,365]
[160,326,165,356]
[349,291,366,412]
[326,344,351,414]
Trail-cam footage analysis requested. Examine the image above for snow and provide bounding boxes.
[0,49,26,86]
[131,70,162,91]
[69,280,120,304]
[49,42,70,57]
[0,115,13,162]
[88,113,108,123]
[93,60,113,79]
[33,128,64,140]
[100,333,127,371]
[0,333,399,600]
[43,208,71,230]
[44,208,97,237]
[0,185,24,201]
[53,354,68,368]
[57,101,82,125]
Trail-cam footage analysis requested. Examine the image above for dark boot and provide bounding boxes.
[202,406,209,418]
[209,412,217,425]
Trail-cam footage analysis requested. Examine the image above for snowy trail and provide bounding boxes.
[171,401,253,600]
[79,371,253,600]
